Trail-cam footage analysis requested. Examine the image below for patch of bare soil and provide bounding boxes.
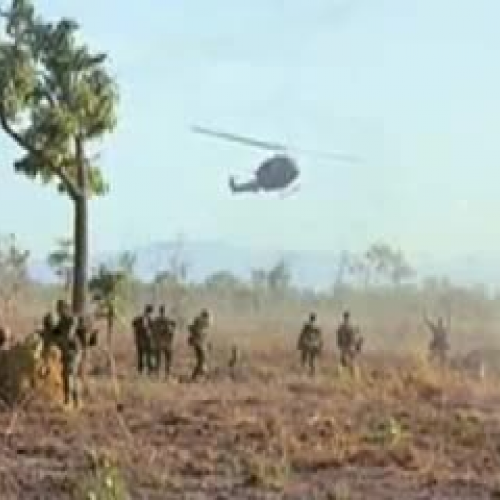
[0,347,499,499]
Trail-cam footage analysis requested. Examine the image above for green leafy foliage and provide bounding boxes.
[0,0,118,313]
[267,259,291,292]
[89,260,136,343]
[89,264,128,311]
[116,252,137,278]
[47,237,73,290]
[73,449,130,500]
[365,243,414,285]
[204,271,245,292]
[0,0,118,198]
[345,242,414,287]
[251,259,291,293]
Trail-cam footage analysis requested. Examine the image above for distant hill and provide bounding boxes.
[29,239,500,291]
[121,240,340,289]
[29,240,342,290]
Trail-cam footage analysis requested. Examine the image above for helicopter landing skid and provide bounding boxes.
[279,183,301,199]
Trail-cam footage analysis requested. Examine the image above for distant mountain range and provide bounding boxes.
[29,239,500,291]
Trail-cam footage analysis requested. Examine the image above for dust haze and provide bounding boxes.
[0,1,499,499]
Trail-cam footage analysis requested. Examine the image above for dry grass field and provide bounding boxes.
[0,316,499,500]
[2,0,500,495]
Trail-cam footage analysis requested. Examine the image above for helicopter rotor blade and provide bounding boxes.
[192,125,361,163]
[290,147,361,163]
[192,126,287,152]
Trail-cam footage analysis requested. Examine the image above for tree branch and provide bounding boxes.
[35,72,57,107]
[0,105,81,199]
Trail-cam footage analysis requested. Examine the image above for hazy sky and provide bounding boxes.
[1,0,499,260]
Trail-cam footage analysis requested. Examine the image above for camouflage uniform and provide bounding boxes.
[75,314,98,397]
[106,301,116,346]
[0,324,11,350]
[425,317,450,365]
[132,305,155,375]
[38,312,56,359]
[228,345,240,370]
[188,309,210,381]
[53,300,83,407]
[297,313,323,376]
[153,305,176,378]
[336,311,363,374]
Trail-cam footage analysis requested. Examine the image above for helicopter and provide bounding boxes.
[192,125,359,195]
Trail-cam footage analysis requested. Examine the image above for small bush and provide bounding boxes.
[0,335,63,406]
[363,416,406,446]
[73,450,130,500]
[327,482,352,500]
[241,451,290,491]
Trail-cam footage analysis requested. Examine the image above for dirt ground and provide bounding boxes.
[0,340,499,500]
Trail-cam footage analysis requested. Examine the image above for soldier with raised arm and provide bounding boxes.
[424,313,450,365]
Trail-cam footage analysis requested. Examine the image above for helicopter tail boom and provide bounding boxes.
[229,176,260,194]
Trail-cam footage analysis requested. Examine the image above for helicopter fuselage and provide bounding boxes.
[229,154,299,193]
[256,154,299,190]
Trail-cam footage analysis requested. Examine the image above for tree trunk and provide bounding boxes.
[72,194,88,316]
[72,137,88,316]
[107,316,114,346]
[64,268,72,295]
[106,304,115,347]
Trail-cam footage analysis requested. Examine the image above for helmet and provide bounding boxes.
[200,309,211,323]
[56,299,69,314]
[43,312,53,329]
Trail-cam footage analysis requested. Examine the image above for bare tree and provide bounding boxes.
[89,264,129,346]
[345,243,415,288]
[154,236,190,329]
[267,258,292,293]
[0,234,30,321]
[47,238,73,294]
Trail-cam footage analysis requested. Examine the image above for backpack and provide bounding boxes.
[132,316,142,331]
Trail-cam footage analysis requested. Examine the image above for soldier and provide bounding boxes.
[188,309,210,381]
[132,304,155,375]
[53,299,83,408]
[38,312,55,358]
[297,313,323,376]
[336,311,363,374]
[75,313,98,397]
[152,305,176,378]
[105,301,116,347]
[424,314,450,365]
[0,323,11,350]
[228,345,240,370]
